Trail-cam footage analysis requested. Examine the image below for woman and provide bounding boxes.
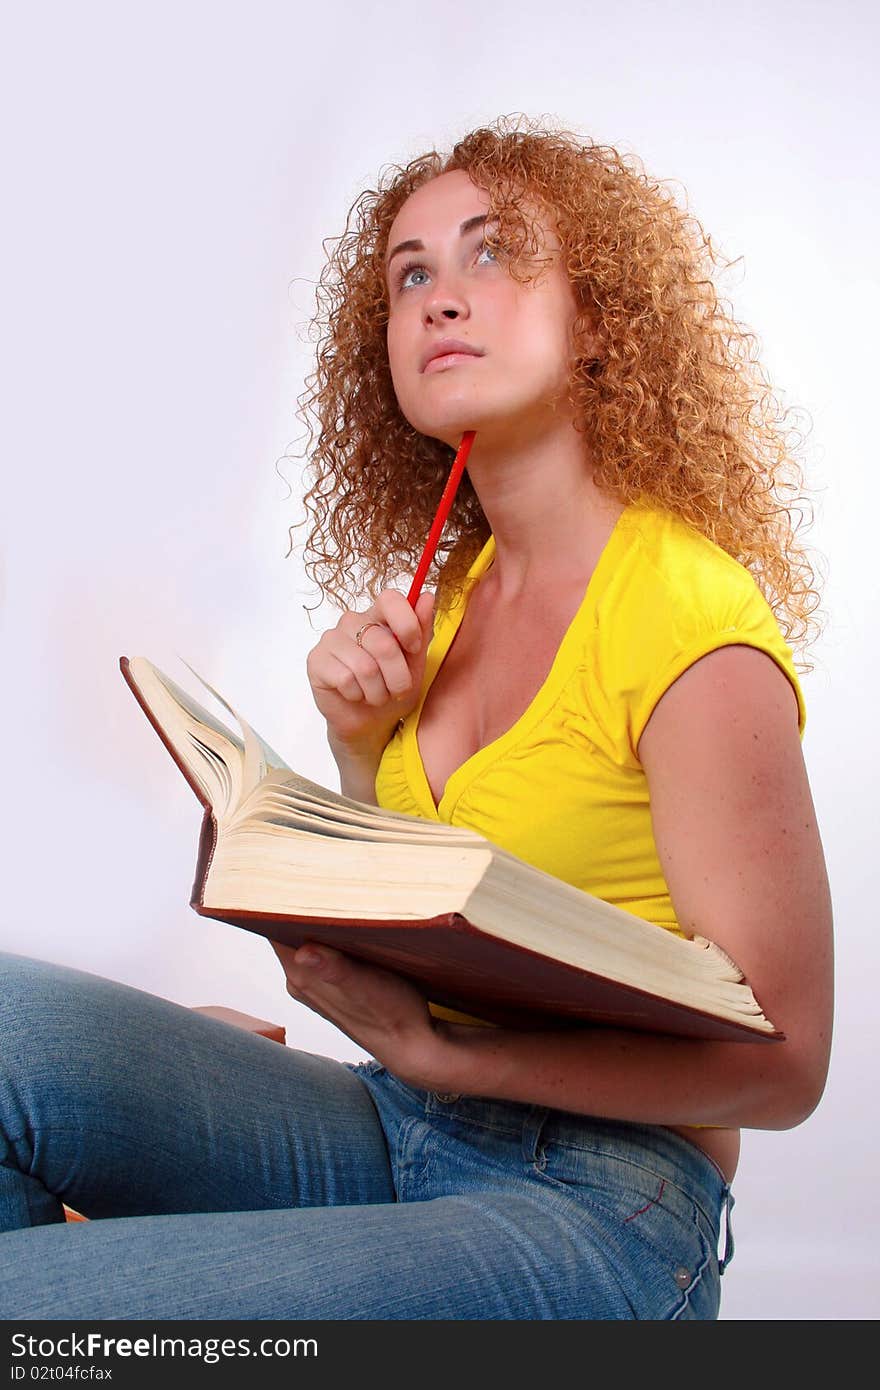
[0,118,832,1320]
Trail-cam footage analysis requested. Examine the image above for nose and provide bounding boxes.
[422,272,470,327]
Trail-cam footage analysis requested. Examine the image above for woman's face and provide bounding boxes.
[385,169,582,449]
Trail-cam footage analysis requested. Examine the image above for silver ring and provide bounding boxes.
[355,621,381,649]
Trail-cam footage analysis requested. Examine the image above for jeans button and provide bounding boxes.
[674,1266,691,1288]
[434,1092,460,1103]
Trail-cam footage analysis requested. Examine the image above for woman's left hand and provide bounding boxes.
[269,940,446,1089]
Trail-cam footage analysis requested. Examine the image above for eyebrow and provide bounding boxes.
[385,213,489,271]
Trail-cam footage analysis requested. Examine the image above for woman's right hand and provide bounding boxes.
[306,588,436,789]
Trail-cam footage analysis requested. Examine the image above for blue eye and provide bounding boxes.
[395,242,498,292]
[398,261,429,290]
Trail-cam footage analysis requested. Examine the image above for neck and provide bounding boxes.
[462,420,624,599]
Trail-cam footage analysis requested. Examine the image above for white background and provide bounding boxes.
[2,0,877,1320]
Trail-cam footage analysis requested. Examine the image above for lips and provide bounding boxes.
[420,338,485,373]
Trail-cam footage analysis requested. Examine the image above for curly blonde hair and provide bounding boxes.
[289,114,824,668]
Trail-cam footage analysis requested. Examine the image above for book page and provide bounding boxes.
[127,656,242,814]
[234,775,483,844]
[176,657,291,780]
[129,656,290,818]
[240,788,482,846]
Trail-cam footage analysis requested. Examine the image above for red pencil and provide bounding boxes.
[406,430,476,607]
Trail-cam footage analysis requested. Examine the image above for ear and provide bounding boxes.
[571,304,604,366]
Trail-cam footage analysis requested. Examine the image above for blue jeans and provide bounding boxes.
[0,952,733,1319]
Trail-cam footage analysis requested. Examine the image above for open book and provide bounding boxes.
[120,655,782,1042]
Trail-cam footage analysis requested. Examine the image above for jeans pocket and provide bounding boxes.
[529,1144,722,1321]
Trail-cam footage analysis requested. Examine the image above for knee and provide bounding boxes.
[0,953,113,1065]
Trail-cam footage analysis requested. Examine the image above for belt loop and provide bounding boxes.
[522,1105,550,1167]
[719,1187,736,1274]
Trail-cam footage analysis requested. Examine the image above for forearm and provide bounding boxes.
[328,736,385,804]
[428,1020,826,1132]
[336,760,380,804]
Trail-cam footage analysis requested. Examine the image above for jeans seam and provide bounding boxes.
[431,1115,521,1139]
[669,1217,714,1320]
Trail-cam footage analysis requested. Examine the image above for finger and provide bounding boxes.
[308,650,368,704]
[312,630,405,706]
[323,622,413,702]
[292,944,344,979]
[353,623,416,699]
[414,590,436,642]
[371,590,426,655]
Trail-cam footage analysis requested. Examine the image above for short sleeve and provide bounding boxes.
[629,590,807,755]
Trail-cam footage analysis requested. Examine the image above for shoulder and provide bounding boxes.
[604,502,760,622]
[588,502,806,755]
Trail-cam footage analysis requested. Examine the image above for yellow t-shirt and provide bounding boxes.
[375,499,806,1027]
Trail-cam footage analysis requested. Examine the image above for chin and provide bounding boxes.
[407,396,511,448]
[405,410,480,450]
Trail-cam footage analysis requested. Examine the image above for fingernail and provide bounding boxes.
[296,947,322,968]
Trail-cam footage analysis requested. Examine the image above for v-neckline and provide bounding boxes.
[402,504,634,820]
